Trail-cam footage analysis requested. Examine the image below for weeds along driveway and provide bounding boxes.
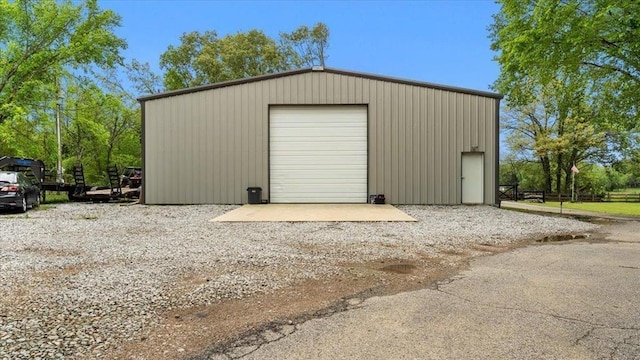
[0,203,598,359]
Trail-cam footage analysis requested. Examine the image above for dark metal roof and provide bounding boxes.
[137,67,503,102]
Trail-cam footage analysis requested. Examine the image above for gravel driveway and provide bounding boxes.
[0,203,598,359]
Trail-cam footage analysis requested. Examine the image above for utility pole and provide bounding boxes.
[571,163,579,202]
[56,81,63,184]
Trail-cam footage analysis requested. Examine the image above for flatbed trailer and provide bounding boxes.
[79,187,141,201]
[67,164,139,202]
[0,156,140,203]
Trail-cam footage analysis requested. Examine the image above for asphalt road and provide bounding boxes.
[214,220,640,360]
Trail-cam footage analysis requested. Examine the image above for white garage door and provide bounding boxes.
[270,106,367,203]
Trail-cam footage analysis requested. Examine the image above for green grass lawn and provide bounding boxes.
[536,201,640,216]
[42,191,69,204]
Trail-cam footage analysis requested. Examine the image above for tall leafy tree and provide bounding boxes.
[125,59,163,96]
[501,98,555,192]
[159,31,219,90]
[491,0,639,132]
[280,22,329,67]
[62,77,140,184]
[217,30,288,79]
[491,0,640,193]
[500,75,609,193]
[159,23,330,90]
[0,0,126,160]
[0,0,125,122]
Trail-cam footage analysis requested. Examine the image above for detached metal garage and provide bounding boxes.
[139,67,501,205]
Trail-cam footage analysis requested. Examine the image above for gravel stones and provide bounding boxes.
[0,203,598,359]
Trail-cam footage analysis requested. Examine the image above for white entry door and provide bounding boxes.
[461,153,484,204]
[270,106,368,203]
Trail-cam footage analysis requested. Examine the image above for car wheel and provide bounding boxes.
[18,198,27,213]
[33,193,40,208]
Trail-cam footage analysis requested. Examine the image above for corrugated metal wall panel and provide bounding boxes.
[143,71,499,205]
[411,88,421,202]
[448,93,458,204]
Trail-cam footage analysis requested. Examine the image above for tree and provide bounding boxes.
[501,99,554,192]
[160,29,289,90]
[491,0,639,193]
[490,0,639,137]
[0,0,126,125]
[0,0,126,168]
[217,30,288,80]
[62,77,140,184]
[125,59,163,96]
[159,30,218,90]
[499,157,547,191]
[159,23,330,90]
[0,1,148,186]
[501,77,608,194]
[280,22,329,67]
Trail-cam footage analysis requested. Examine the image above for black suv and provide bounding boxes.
[0,171,41,212]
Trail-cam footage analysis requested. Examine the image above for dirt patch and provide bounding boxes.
[98,234,593,360]
[380,263,416,274]
[32,261,107,283]
[105,252,467,360]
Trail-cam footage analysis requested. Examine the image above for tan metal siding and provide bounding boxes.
[411,88,421,202]
[143,71,499,205]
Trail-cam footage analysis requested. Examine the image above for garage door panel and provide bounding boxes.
[272,124,366,130]
[271,170,366,178]
[272,133,365,139]
[273,181,367,187]
[271,135,366,141]
[272,184,366,192]
[271,165,367,170]
[271,190,367,203]
[272,196,365,203]
[271,166,367,170]
[271,157,367,163]
[271,143,366,152]
[272,120,364,126]
[270,106,367,203]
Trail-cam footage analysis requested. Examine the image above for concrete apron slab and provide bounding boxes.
[211,204,417,222]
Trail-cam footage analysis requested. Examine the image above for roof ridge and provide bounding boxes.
[138,67,502,102]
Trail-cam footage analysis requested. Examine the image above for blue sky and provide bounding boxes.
[101,0,500,95]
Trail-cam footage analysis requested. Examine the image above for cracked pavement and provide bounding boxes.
[202,220,640,359]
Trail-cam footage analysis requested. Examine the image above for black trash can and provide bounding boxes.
[247,187,262,204]
[374,194,386,204]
